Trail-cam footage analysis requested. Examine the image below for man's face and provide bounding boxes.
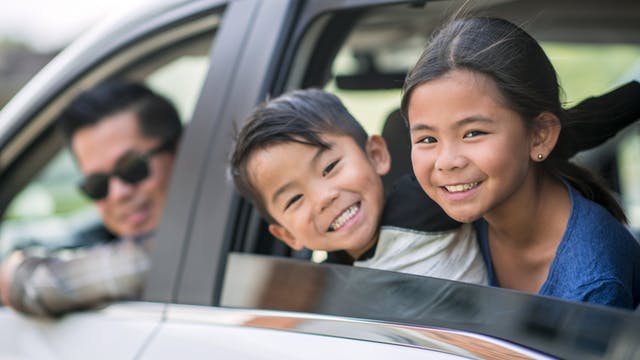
[72,111,175,237]
[248,133,390,259]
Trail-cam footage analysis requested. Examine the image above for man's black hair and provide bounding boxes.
[58,80,182,151]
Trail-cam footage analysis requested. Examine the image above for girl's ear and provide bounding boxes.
[268,224,304,250]
[366,135,391,176]
[530,112,561,162]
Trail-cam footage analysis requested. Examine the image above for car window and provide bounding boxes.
[228,0,640,289]
[221,252,636,360]
[0,14,219,255]
[216,3,640,357]
[0,149,95,254]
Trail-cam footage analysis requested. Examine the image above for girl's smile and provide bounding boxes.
[439,181,482,202]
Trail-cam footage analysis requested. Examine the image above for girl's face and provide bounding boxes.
[407,69,537,223]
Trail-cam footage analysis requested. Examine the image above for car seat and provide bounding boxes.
[381,108,412,194]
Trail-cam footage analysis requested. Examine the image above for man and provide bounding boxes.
[0,80,182,316]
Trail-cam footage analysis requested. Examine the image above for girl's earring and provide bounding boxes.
[537,153,544,160]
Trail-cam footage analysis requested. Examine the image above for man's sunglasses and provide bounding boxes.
[78,140,175,200]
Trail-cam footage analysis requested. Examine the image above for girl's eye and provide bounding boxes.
[322,159,340,177]
[285,194,302,210]
[463,130,486,138]
[418,136,437,144]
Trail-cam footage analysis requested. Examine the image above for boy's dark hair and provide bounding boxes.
[58,80,183,152]
[401,16,626,222]
[230,89,368,224]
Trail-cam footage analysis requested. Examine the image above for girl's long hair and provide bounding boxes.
[401,17,626,222]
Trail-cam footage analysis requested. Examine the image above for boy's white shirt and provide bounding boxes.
[353,223,488,285]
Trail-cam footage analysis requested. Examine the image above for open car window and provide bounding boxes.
[0,10,220,255]
[222,0,640,318]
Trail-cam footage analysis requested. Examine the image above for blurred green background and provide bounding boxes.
[332,42,640,136]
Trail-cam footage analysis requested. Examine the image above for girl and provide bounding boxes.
[401,17,640,309]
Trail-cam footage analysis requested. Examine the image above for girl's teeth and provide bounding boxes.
[445,182,478,193]
[330,204,359,231]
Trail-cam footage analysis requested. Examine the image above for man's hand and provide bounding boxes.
[0,251,26,308]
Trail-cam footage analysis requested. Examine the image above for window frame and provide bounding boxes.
[0,0,228,300]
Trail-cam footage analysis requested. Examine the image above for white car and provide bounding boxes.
[1,0,639,358]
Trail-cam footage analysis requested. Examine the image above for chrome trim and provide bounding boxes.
[93,301,168,320]
[165,304,551,359]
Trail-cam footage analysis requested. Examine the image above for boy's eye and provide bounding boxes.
[322,159,340,177]
[418,136,437,144]
[284,194,302,210]
[463,130,486,138]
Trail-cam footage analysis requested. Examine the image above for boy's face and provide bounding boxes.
[248,133,390,259]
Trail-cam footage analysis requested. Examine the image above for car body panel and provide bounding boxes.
[157,0,297,306]
[0,302,164,359]
[151,303,544,359]
[141,0,265,305]
[148,305,470,359]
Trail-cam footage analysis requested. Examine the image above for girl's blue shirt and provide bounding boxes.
[475,183,640,309]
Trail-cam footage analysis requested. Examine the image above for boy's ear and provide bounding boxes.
[268,224,304,250]
[529,112,561,162]
[366,135,391,176]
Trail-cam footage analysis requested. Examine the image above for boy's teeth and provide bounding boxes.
[329,204,359,231]
[444,182,478,193]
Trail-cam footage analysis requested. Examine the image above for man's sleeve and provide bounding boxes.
[5,238,150,317]
[381,173,461,231]
[566,81,640,156]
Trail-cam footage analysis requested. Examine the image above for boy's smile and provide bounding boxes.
[328,202,360,231]
[248,133,390,259]
[407,69,538,223]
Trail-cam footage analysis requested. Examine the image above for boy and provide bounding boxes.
[230,89,488,284]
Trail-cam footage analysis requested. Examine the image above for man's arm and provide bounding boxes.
[0,238,150,317]
[566,80,640,156]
